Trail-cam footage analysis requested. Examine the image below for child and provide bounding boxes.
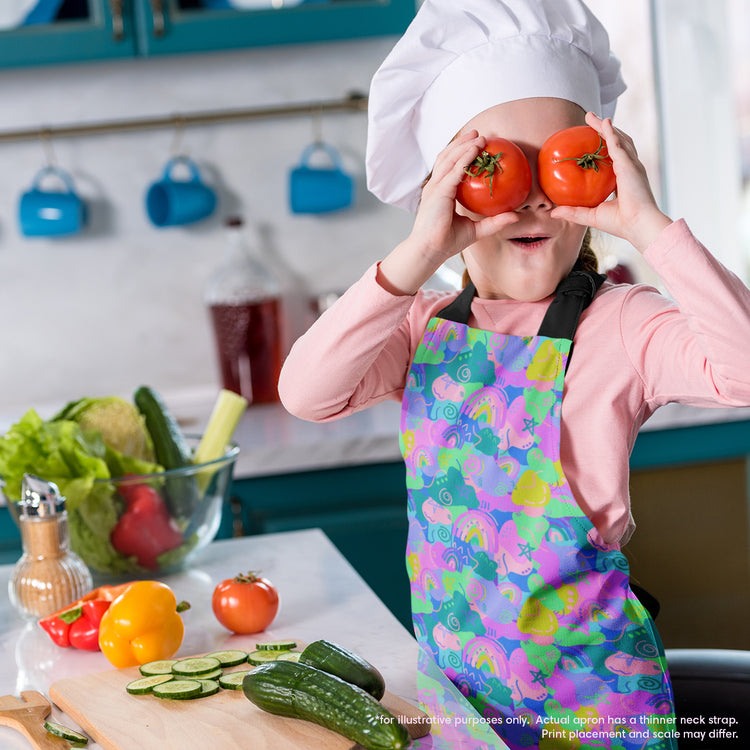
[279,1,750,747]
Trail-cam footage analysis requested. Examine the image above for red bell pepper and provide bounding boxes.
[110,484,183,570]
[38,582,132,651]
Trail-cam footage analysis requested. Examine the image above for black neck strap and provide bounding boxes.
[436,269,606,369]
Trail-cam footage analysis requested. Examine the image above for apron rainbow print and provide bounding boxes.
[400,272,676,749]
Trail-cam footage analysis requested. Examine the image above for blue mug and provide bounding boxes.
[146,156,217,227]
[289,142,354,214]
[18,166,87,238]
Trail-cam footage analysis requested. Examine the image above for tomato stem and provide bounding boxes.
[234,571,261,584]
[463,150,504,197]
[554,135,611,172]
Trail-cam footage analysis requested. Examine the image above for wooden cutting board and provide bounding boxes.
[49,644,430,750]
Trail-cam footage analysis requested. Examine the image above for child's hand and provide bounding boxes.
[551,113,671,252]
[378,131,519,295]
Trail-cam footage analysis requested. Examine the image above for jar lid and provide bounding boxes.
[19,474,66,517]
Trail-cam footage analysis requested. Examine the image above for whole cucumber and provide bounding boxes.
[299,639,386,700]
[243,661,410,750]
[134,385,199,521]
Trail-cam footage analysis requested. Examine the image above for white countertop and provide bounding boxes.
[0,528,505,750]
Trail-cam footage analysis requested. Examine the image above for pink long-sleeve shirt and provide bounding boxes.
[279,220,750,545]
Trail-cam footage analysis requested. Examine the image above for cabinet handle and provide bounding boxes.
[148,0,166,37]
[108,0,124,41]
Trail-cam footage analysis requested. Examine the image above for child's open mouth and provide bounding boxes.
[510,235,550,248]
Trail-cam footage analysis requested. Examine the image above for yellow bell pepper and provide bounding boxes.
[98,580,189,668]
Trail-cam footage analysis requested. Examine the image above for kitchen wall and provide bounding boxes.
[0,2,658,420]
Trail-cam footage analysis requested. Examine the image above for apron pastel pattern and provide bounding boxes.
[400,305,677,750]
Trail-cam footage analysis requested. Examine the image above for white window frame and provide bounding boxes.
[650,0,745,279]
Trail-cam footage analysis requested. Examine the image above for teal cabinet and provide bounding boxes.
[0,0,415,69]
[0,507,22,565]
[0,2,135,68]
[231,462,413,631]
[137,0,416,57]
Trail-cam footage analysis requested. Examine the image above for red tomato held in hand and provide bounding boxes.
[538,125,616,207]
[456,138,532,216]
[212,572,279,634]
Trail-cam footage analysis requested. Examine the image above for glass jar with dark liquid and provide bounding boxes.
[206,217,283,404]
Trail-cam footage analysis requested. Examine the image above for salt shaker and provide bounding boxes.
[8,474,92,619]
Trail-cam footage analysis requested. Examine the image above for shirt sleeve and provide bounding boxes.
[622,219,750,409]
[277,263,418,422]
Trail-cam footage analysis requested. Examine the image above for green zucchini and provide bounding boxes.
[134,385,199,520]
[243,661,410,750]
[299,639,385,700]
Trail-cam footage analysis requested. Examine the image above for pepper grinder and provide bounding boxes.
[8,474,92,619]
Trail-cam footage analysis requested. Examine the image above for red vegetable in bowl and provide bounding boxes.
[110,484,182,570]
[456,137,532,216]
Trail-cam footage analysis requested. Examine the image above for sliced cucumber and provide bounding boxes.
[276,651,301,662]
[140,659,178,676]
[152,679,203,700]
[188,679,220,699]
[255,640,297,652]
[44,721,88,744]
[126,674,175,695]
[219,670,255,690]
[194,666,223,681]
[172,656,222,676]
[205,649,249,667]
[248,649,294,665]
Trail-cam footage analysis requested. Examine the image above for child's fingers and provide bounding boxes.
[473,211,521,239]
[429,131,485,185]
[550,204,597,227]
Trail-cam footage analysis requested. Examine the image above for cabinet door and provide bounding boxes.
[134,0,415,57]
[0,0,136,69]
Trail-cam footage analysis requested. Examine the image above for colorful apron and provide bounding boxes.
[401,271,677,749]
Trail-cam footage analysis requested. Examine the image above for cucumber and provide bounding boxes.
[44,721,89,744]
[134,385,199,520]
[299,639,386,700]
[152,679,203,700]
[126,674,175,695]
[205,649,249,667]
[276,651,301,662]
[219,670,254,690]
[140,659,178,676]
[243,661,411,750]
[248,649,291,665]
[172,656,222,676]
[188,679,220,698]
[255,639,297,652]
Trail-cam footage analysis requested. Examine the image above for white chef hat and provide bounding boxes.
[366,0,626,212]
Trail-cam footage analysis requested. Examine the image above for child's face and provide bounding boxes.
[458,97,589,301]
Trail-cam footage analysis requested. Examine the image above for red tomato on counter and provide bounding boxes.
[212,572,279,634]
[537,125,616,207]
[456,138,532,216]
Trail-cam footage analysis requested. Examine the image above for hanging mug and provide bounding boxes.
[146,155,217,227]
[289,142,354,214]
[18,166,88,238]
